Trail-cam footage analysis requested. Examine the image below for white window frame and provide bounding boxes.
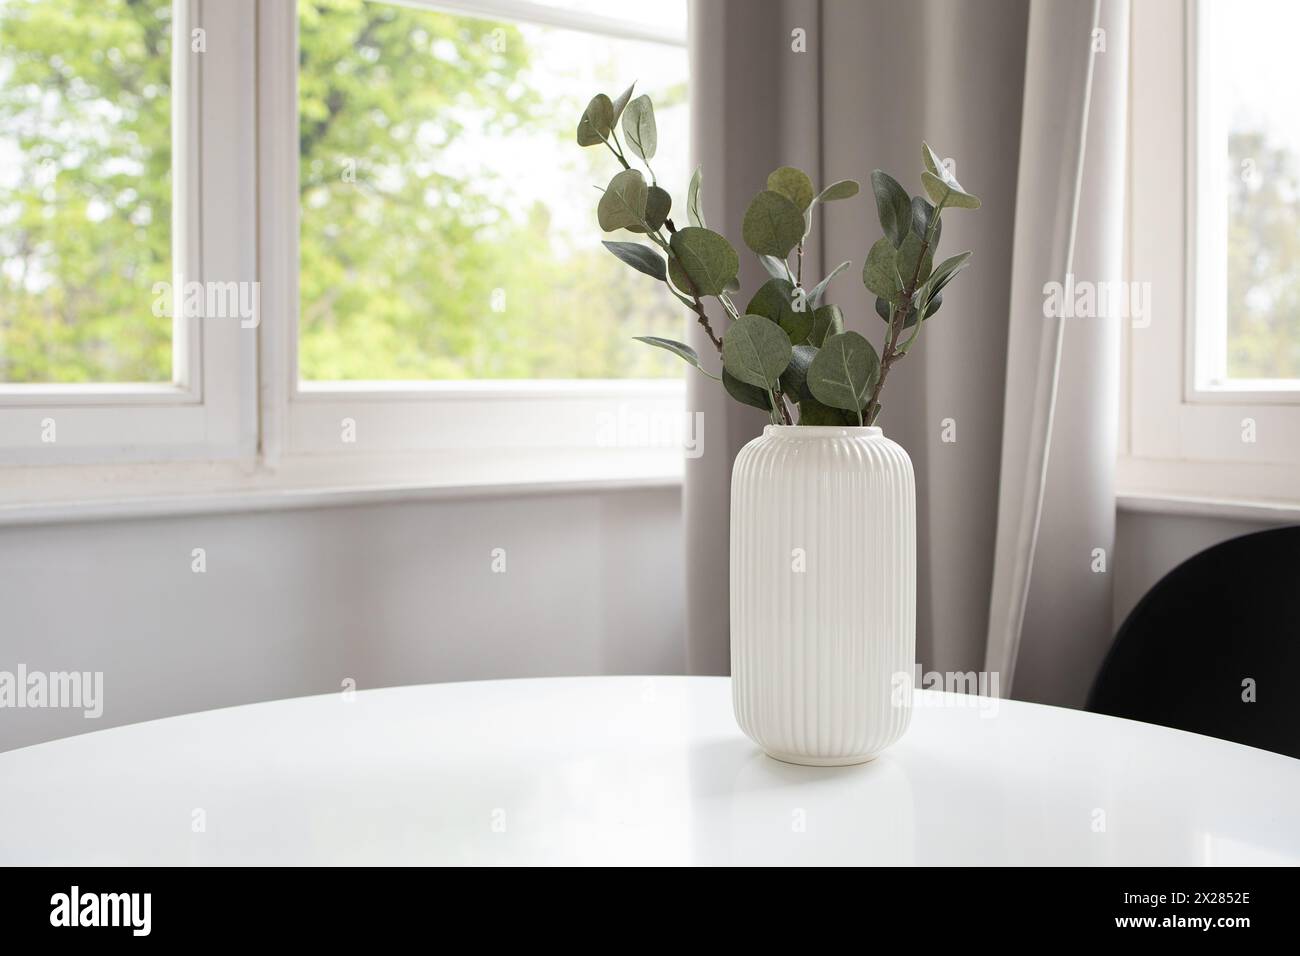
[1120,0,1300,511]
[2,0,687,519]
[256,0,688,488]
[0,0,258,467]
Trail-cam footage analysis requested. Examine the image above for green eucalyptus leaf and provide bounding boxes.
[921,169,981,210]
[669,227,739,297]
[602,240,666,281]
[610,82,636,125]
[870,170,912,248]
[863,236,902,299]
[782,303,813,344]
[724,276,741,294]
[667,256,692,296]
[597,169,649,232]
[944,184,983,210]
[722,314,793,389]
[920,170,951,207]
[815,179,860,203]
[923,272,953,303]
[928,250,972,290]
[742,190,805,258]
[921,141,944,176]
[898,230,935,288]
[723,368,773,411]
[633,336,716,377]
[875,295,927,330]
[798,396,858,426]
[767,166,815,211]
[808,260,850,308]
[746,278,812,344]
[806,330,879,416]
[633,185,671,231]
[920,142,981,208]
[746,277,794,322]
[622,94,657,161]
[808,304,844,347]
[897,296,933,354]
[779,344,818,401]
[687,165,706,228]
[577,93,614,146]
[911,251,969,316]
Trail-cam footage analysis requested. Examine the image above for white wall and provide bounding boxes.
[3,487,1285,753]
[0,486,684,751]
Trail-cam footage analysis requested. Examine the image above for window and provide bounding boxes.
[0,0,254,472]
[1191,0,1300,394]
[260,0,690,473]
[1121,0,1300,511]
[0,0,687,513]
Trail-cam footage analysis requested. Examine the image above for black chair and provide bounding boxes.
[1087,525,1300,759]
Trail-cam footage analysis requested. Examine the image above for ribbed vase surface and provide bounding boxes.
[730,425,916,766]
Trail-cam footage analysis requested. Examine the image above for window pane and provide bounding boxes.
[1206,0,1300,381]
[297,0,689,381]
[0,0,173,384]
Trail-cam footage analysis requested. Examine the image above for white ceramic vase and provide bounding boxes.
[730,425,916,766]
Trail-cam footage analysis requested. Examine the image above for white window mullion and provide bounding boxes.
[1187,0,1227,395]
[192,0,259,459]
[172,0,203,398]
[255,0,300,471]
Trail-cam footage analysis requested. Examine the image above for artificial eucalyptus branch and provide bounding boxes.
[577,84,981,427]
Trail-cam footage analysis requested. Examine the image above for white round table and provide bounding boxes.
[2,676,1296,866]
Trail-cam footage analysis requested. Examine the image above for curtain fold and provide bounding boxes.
[984,0,1129,703]
[686,0,1128,704]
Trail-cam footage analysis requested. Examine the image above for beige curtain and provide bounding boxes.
[984,0,1129,703]
[685,0,1129,706]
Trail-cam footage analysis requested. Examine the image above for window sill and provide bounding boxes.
[1116,492,1300,524]
[0,448,683,527]
[1116,455,1300,519]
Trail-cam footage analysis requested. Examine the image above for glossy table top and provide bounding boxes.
[2,676,1297,865]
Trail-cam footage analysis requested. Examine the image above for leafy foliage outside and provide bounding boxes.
[0,0,689,383]
[0,0,173,383]
[1227,131,1300,379]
